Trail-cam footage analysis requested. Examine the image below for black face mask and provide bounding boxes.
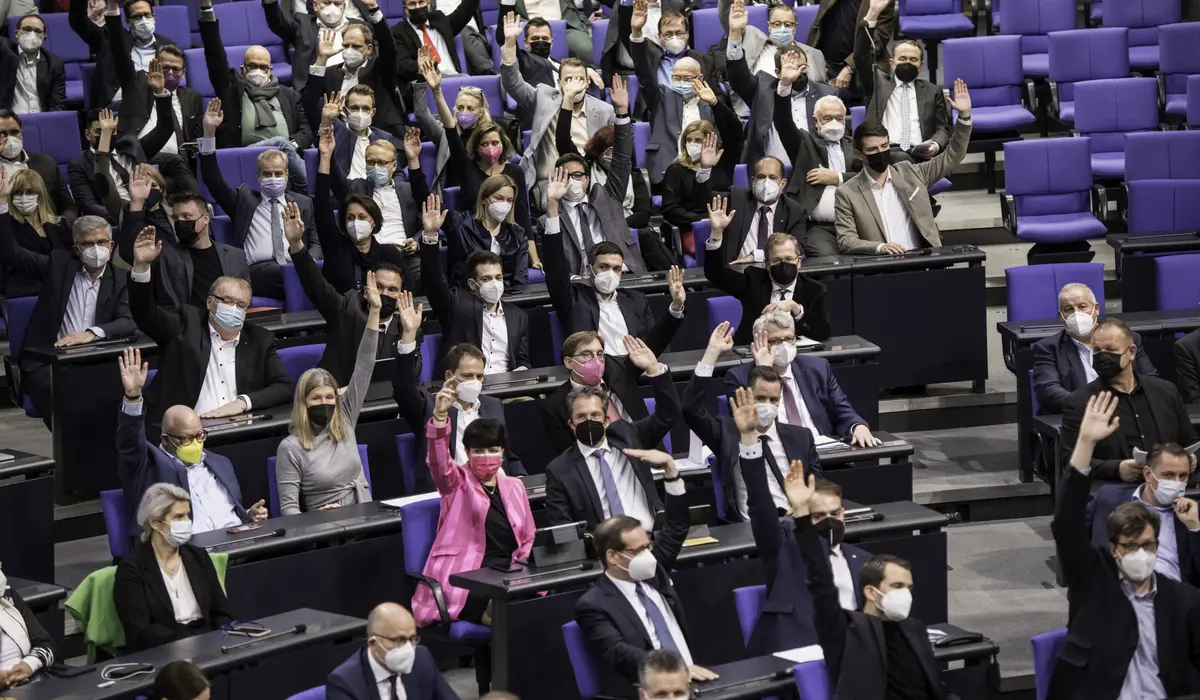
[791,73,809,93]
[1093,350,1126,382]
[574,419,606,447]
[769,261,798,286]
[308,403,335,430]
[894,62,919,83]
[174,219,202,247]
[863,150,891,174]
[815,517,846,547]
[377,294,398,319]
[407,7,429,25]
[145,189,163,210]
[529,41,552,59]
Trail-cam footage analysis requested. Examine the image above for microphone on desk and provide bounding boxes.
[221,624,307,654]
[208,528,287,549]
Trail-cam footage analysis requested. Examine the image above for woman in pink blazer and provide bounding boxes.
[413,379,536,628]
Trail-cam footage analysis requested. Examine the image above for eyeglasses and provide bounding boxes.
[366,159,395,168]
[458,86,484,97]
[1114,541,1158,555]
[18,27,45,35]
[376,632,421,646]
[210,294,249,310]
[570,351,601,362]
[165,430,207,446]
[768,22,795,30]
[621,542,653,557]
[765,336,798,348]
[159,65,184,75]
[565,172,587,181]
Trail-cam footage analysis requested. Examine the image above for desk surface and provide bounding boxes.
[842,245,984,274]
[190,502,403,558]
[0,450,54,479]
[451,500,951,599]
[819,432,913,466]
[11,577,67,608]
[6,608,364,700]
[998,309,1200,345]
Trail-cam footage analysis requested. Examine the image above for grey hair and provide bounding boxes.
[136,483,190,542]
[637,649,689,689]
[71,215,111,242]
[1058,282,1097,306]
[753,310,795,336]
[813,95,846,116]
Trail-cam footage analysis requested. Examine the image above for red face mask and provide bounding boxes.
[469,453,503,482]
[479,145,504,165]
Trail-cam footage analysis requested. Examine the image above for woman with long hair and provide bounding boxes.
[412,45,495,190]
[421,176,531,289]
[1,168,69,298]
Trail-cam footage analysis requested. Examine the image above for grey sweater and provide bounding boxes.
[275,327,378,515]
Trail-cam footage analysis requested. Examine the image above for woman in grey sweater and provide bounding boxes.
[274,271,382,515]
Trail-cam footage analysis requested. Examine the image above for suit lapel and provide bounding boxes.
[615,292,638,336]
[900,621,941,692]
[471,297,485,346]
[57,256,79,320]
[572,449,605,525]
[97,265,113,319]
[853,175,886,234]
[598,577,653,646]
[139,545,176,616]
[789,359,829,435]
[502,302,521,366]
[1060,333,1086,391]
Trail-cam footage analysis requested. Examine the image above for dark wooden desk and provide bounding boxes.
[450,500,953,698]
[1105,233,1200,313]
[12,577,68,648]
[0,451,55,581]
[5,609,363,700]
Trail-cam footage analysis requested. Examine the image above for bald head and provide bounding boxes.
[242,46,272,74]
[367,602,415,638]
[162,405,202,437]
[671,57,702,84]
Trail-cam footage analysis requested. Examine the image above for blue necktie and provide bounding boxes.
[636,583,680,653]
[596,448,624,516]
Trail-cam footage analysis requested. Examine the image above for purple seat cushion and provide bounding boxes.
[1023,53,1049,77]
[1166,94,1187,115]
[971,104,1037,132]
[448,621,492,644]
[1091,152,1126,179]
[1128,45,1159,71]
[899,13,975,38]
[930,178,952,195]
[1059,101,1075,122]
[1016,212,1108,243]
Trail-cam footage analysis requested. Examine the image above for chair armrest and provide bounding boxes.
[414,575,452,630]
[1048,81,1061,120]
[1000,194,1015,233]
[1156,71,1166,109]
[1069,129,1081,138]
[1023,79,1036,113]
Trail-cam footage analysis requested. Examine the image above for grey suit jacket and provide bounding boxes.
[411,80,452,191]
[716,0,827,83]
[502,45,616,189]
[834,115,972,255]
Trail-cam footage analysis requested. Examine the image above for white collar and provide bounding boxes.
[771,279,797,296]
[455,400,481,414]
[869,169,894,189]
[831,543,843,556]
[578,437,611,459]
[20,50,39,65]
[484,303,505,317]
[208,325,240,348]
[605,570,639,593]
[367,648,394,685]
[568,377,603,391]
[1131,483,1172,511]
[757,421,781,443]
[894,77,916,90]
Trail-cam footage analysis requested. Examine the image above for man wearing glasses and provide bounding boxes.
[114,347,268,551]
[0,14,66,114]
[326,602,457,700]
[129,228,294,426]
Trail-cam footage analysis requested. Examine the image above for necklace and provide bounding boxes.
[160,560,183,599]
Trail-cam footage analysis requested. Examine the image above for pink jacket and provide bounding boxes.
[412,419,536,628]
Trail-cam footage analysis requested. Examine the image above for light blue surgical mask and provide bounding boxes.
[213,302,245,331]
[770,28,793,47]
[670,79,694,99]
[367,166,391,187]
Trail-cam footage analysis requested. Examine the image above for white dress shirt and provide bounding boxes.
[883,78,923,150]
[753,44,778,78]
[521,0,562,20]
[604,570,693,665]
[194,327,241,416]
[244,196,290,265]
[58,268,107,340]
[1132,484,1192,582]
[579,438,655,530]
[373,184,409,244]
[139,88,184,155]
[350,133,370,179]
[453,401,481,466]
[739,200,778,261]
[810,141,846,223]
[570,377,631,420]
[1073,337,1099,384]
[731,426,791,520]
[481,305,510,374]
[869,170,920,252]
[411,19,457,74]
[682,98,701,133]
[765,84,810,166]
[104,148,135,202]
[160,564,202,623]
[368,649,405,700]
[830,544,858,611]
[13,51,40,114]
[596,293,631,357]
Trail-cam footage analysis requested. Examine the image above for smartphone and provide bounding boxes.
[45,664,95,679]
[226,522,263,534]
[489,562,522,573]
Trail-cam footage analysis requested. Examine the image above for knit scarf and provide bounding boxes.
[244,78,283,129]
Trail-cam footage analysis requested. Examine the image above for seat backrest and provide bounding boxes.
[395,432,418,496]
[1003,137,1094,217]
[135,5,191,49]
[641,398,672,453]
[733,163,748,189]
[213,2,283,48]
[794,5,819,42]
[1103,0,1180,31]
[431,75,505,120]
[1189,75,1200,127]
[793,659,833,700]
[691,220,712,267]
[746,4,768,32]
[1047,28,1129,103]
[693,8,723,53]
[1004,263,1105,321]
[419,333,441,383]
[1072,77,1159,139]
[22,112,84,165]
[732,584,766,646]
[591,19,608,68]
[100,489,131,559]
[281,259,325,313]
[1125,130,1200,182]
[1158,23,1200,96]
[899,0,960,16]
[942,36,1024,107]
[1155,254,1200,310]
[561,621,602,699]
[278,343,326,383]
[4,295,37,361]
[632,120,650,169]
[547,310,565,365]
[999,0,1075,38]
[400,497,442,576]
[1031,628,1067,700]
[706,296,743,334]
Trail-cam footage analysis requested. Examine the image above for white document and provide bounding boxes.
[773,645,825,664]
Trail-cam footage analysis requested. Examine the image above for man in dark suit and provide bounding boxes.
[306,86,401,180]
[0,15,66,113]
[303,14,405,139]
[392,0,487,104]
[127,227,294,429]
[725,310,881,446]
[1086,443,1200,586]
[70,0,177,109]
[1061,318,1197,483]
[496,16,558,97]
[263,0,368,92]
[810,478,871,611]
[198,100,321,299]
[117,188,249,312]
[1050,391,1200,700]
[69,106,171,222]
[599,0,693,81]
[0,110,77,222]
[856,0,951,163]
[1176,329,1200,405]
[711,158,807,266]
[541,115,650,276]
[0,211,136,426]
[807,0,895,88]
[574,449,719,699]
[198,1,314,187]
[682,323,822,523]
[1034,282,1158,415]
[394,303,526,494]
[702,215,829,347]
[544,340,680,531]
[326,602,458,700]
[115,347,268,546]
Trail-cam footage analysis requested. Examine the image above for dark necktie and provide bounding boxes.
[270,198,286,265]
[579,204,597,253]
[389,675,400,700]
[110,154,131,187]
[595,448,624,517]
[756,206,771,250]
[781,377,806,430]
[758,434,787,491]
[636,583,681,653]
[170,96,186,147]
[776,286,790,302]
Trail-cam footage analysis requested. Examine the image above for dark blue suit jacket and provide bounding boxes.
[725,356,866,439]
[1086,482,1200,587]
[115,404,250,538]
[326,645,458,700]
[1033,330,1158,415]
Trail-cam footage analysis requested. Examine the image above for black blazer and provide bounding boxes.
[24,152,77,224]
[1177,328,1200,405]
[69,132,160,222]
[1,216,71,298]
[391,347,526,495]
[113,541,234,653]
[442,211,530,290]
[727,51,836,167]
[117,209,250,312]
[326,645,458,700]
[68,0,177,107]
[543,368,680,529]
[0,216,135,359]
[315,171,414,294]
[630,38,715,184]
[105,14,203,144]
[312,25,405,138]
[128,277,294,430]
[573,487,692,699]
[1087,482,1200,587]
[703,255,830,346]
[199,12,314,150]
[1051,467,1200,700]
[713,186,809,266]
[418,237,530,375]
[262,1,368,92]
[659,104,743,231]
[1061,375,1197,483]
[680,373,821,524]
[1033,329,1158,415]
[797,512,956,700]
[539,356,652,456]
[855,20,952,153]
[391,0,481,86]
[773,100,860,214]
[493,17,555,126]
[0,41,65,113]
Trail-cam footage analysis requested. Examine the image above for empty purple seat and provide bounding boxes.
[1124,131,1200,236]
[278,343,326,383]
[898,0,975,39]
[429,75,504,121]
[632,120,649,169]
[21,112,83,165]
[1155,254,1200,310]
[706,295,743,334]
[998,0,1076,79]
[1047,28,1129,124]
[1002,138,1107,245]
[942,36,1037,133]
[1157,23,1200,116]
[1102,0,1180,71]
[419,333,441,383]
[794,659,833,700]
[1073,77,1159,180]
[281,259,324,312]
[100,489,131,559]
[197,146,271,211]
[213,2,284,50]
[1031,628,1067,700]
[1189,75,1200,128]
[562,621,601,699]
[732,584,766,646]
[693,6,765,53]
[590,19,608,68]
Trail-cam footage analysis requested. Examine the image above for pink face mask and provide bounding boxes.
[479,145,504,165]
[571,356,605,385]
[469,454,503,482]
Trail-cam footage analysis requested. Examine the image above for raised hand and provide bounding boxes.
[418,50,441,90]
[321,92,344,125]
[779,51,803,86]
[866,0,892,22]
[707,320,735,356]
[364,270,382,311]
[728,0,747,36]
[318,124,335,156]
[630,0,648,33]
[283,200,305,248]
[503,11,522,47]
[750,327,773,367]
[422,194,447,233]
[729,386,758,437]
[403,127,422,164]
[118,347,148,398]
[707,194,735,233]
[203,98,223,138]
[547,167,570,202]
[317,28,341,61]
[132,226,162,267]
[623,335,659,372]
[699,131,722,169]
[783,464,815,516]
[609,74,629,114]
[1078,391,1120,444]
[432,377,459,422]
[947,78,971,117]
[397,290,424,333]
[99,108,119,133]
[692,77,717,105]
[668,265,686,309]
[146,57,164,92]
[129,166,153,205]
[623,448,678,479]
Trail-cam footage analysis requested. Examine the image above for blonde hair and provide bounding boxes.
[256,149,287,174]
[455,88,493,129]
[137,483,190,542]
[8,168,60,225]
[676,120,714,169]
[289,367,348,450]
[473,174,517,225]
[367,139,397,160]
